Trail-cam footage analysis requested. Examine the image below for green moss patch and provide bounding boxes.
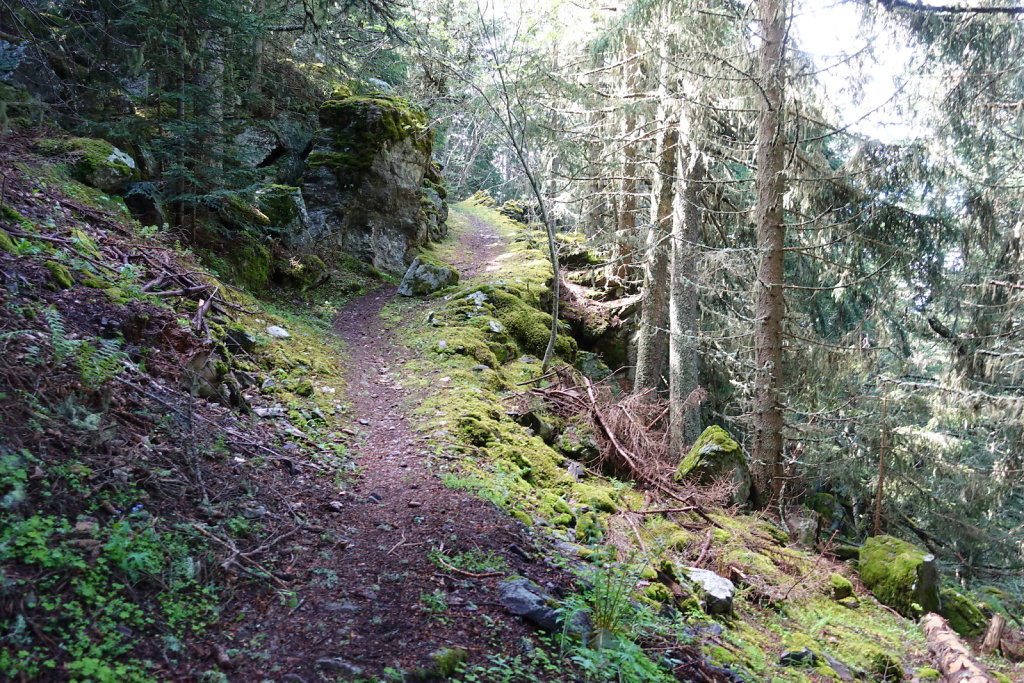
[859,535,940,618]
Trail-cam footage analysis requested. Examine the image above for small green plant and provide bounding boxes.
[420,589,449,614]
[430,548,507,574]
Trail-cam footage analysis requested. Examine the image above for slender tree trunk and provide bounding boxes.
[250,0,265,97]
[669,124,704,456]
[751,0,788,507]
[634,72,677,394]
[611,34,641,284]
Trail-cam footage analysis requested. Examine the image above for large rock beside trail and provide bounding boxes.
[397,256,458,296]
[674,425,751,506]
[858,534,940,617]
[300,93,448,275]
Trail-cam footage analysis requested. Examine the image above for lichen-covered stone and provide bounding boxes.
[275,253,326,290]
[397,256,458,296]
[674,425,751,505]
[858,535,940,617]
[939,588,986,637]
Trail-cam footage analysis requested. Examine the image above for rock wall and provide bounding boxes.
[300,93,448,275]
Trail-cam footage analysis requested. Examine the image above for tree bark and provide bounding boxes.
[634,46,677,395]
[669,127,704,456]
[751,0,788,507]
[921,613,996,683]
[981,614,1006,655]
[610,34,641,284]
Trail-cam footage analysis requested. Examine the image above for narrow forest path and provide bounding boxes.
[258,206,570,679]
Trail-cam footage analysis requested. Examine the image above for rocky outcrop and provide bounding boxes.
[858,534,940,617]
[300,93,448,275]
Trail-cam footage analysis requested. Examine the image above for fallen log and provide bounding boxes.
[921,612,995,683]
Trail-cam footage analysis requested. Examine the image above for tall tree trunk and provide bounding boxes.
[669,124,704,456]
[611,34,641,285]
[751,0,788,507]
[634,62,677,395]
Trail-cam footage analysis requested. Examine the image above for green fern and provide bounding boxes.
[42,308,127,388]
[42,307,77,363]
[76,338,126,389]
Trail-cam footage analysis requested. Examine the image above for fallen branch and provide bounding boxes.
[921,613,996,683]
[434,554,504,578]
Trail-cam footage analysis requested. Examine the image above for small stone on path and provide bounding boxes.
[266,325,290,339]
[408,501,422,508]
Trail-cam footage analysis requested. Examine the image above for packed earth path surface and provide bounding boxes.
[255,206,572,680]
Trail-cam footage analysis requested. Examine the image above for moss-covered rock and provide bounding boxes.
[858,535,940,617]
[829,573,854,601]
[309,94,429,173]
[397,256,459,296]
[38,137,136,192]
[44,260,74,289]
[674,425,751,505]
[275,253,326,290]
[571,483,618,513]
[940,588,986,637]
[804,492,838,524]
[228,234,272,291]
[256,184,303,229]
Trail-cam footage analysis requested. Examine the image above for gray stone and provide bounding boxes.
[787,510,820,548]
[498,577,560,632]
[299,95,447,275]
[266,325,290,339]
[315,658,362,676]
[565,461,585,481]
[489,319,505,333]
[234,125,279,168]
[324,601,360,612]
[366,77,395,93]
[397,257,459,296]
[823,654,855,681]
[685,567,735,615]
[779,648,818,667]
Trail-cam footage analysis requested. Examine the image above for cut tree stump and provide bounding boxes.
[981,614,1006,655]
[921,613,995,682]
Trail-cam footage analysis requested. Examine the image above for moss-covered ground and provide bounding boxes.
[378,200,1023,682]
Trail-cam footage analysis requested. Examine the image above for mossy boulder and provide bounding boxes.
[228,234,272,291]
[674,425,751,505]
[301,93,446,275]
[44,261,74,289]
[275,253,326,290]
[310,94,429,173]
[571,483,617,513]
[462,285,577,361]
[256,184,305,232]
[397,256,459,296]
[829,573,854,600]
[940,588,986,637]
[38,137,136,192]
[858,535,940,618]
